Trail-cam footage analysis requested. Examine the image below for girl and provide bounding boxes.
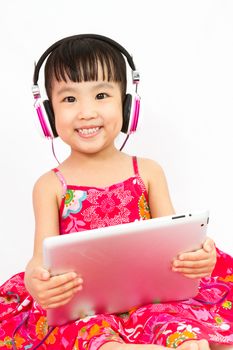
[0,34,232,350]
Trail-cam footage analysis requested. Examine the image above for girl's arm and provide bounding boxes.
[138,158,175,218]
[24,171,82,309]
[139,158,216,278]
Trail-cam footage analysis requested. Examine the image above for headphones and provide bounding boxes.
[32,34,140,139]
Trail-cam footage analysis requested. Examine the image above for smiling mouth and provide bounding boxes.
[77,127,101,136]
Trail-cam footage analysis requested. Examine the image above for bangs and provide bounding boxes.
[52,49,122,82]
[45,38,126,98]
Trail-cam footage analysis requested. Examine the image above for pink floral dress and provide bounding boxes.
[0,157,233,349]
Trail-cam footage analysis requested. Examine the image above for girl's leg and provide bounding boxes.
[99,344,165,350]
[210,345,233,350]
[99,339,210,350]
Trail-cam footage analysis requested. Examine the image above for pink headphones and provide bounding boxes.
[32,34,140,142]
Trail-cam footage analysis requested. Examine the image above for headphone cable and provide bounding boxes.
[120,135,130,151]
[51,134,130,162]
[51,139,60,164]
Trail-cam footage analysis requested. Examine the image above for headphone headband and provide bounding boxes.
[33,34,139,85]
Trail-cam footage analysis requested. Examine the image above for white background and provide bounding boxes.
[0,0,232,284]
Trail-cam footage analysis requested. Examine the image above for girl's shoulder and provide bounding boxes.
[136,156,171,194]
[33,169,63,201]
[137,157,174,217]
[136,157,166,182]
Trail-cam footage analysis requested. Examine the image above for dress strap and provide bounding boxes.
[52,168,67,197]
[132,156,139,175]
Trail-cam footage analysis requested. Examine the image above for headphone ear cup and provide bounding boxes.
[122,94,132,133]
[43,100,58,138]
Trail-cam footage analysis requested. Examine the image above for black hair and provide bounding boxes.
[44,37,127,100]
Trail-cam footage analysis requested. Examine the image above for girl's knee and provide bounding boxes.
[210,344,233,350]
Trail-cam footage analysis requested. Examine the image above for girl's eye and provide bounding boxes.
[96,93,108,100]
[63,96,76,103]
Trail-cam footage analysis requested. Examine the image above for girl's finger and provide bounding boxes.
[32,267,50,281]
[173,265,211,275]
[203,237,215,253]
[173,258,212,269]
[183,272,211,279]
[45,285,83,309]
[45,272,78,290]
[47,277,83,298]
[178,249,209,261]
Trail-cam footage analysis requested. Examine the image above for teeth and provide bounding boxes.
[78,127,100,135]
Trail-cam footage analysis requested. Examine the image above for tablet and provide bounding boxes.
[43,210,209,326]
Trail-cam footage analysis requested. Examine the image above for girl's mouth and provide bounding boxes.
[76,127,101,137]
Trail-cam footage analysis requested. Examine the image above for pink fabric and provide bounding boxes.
[0,157,232,349]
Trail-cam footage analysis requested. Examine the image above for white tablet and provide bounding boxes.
[43,210,209,326]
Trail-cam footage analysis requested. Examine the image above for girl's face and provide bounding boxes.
[51,75,123,156]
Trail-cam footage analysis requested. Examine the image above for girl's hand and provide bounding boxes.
[25,266,83,309]
[172,237,217,279]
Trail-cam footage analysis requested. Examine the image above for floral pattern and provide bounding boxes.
[0,334,25,349]
[36,316,58,345]
[166,324,199,348]
[63,189,87,219]
[0,157,232,349]
[60,159,151,234]
[138,193,151,220]
[81,186,134,228]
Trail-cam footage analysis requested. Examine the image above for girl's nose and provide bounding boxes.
[77,101,98,120]
[78,111,98,120]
